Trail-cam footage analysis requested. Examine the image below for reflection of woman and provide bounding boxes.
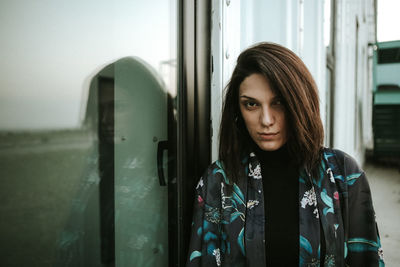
[187,43,384,266]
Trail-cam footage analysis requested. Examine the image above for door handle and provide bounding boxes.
[157,140,168,186]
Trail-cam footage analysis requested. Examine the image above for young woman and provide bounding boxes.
[186,42,384,266]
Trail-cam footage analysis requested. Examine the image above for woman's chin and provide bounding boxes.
[256,140,285,151]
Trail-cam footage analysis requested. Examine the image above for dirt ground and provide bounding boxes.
[364,160,400,266]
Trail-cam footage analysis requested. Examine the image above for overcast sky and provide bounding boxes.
[377,0,400,42]
[0,0,174,131]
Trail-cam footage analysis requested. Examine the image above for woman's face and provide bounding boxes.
[239,73,288,151]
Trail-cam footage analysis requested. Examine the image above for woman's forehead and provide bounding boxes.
[239,74,278,97]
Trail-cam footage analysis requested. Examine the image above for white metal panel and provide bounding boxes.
[333,0,376,164]
[302,0,326,131]
[211,0,223,162]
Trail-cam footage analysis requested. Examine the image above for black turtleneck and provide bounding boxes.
[255,144,299,266]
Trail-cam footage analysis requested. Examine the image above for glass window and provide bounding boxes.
[378,47,400,64]
[0,1,177,266]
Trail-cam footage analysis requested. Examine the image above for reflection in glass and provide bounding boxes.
[0,1,177,266]
[98,77,115,264]
[54,63,117,267]
[113,57,169,266]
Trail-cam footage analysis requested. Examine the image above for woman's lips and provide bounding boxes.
[258,132,278,140]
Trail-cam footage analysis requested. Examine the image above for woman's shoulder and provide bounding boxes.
[322,147,365,181]
[196,160,231,189]
[323,147,356,160]
[324,147,358,165]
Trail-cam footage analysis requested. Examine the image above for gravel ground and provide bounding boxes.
[364,160,400,267]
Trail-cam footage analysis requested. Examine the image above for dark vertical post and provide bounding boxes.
[98,77,115,265]
[176,0,211,266]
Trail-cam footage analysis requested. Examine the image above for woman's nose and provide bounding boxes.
[260,107,274,127]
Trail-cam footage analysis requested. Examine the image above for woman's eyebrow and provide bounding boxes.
[239,95,256,100]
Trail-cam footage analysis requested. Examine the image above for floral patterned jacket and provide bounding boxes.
[186,148,384,267]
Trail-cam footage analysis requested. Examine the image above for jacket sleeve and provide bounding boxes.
[186,165,222,267]
[342,155,384,266]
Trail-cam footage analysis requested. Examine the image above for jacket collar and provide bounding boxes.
[240,149,345,266]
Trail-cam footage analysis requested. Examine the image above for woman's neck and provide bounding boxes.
[254,143,291,164]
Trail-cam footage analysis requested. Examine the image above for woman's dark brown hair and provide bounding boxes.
[219,42,324,183]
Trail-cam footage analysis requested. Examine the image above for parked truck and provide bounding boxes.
[372,40,400,158]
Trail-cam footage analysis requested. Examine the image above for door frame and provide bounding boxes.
[174,0,211,266]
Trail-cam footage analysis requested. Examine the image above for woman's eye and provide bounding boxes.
[245,102,258,108]
[273,99,283,105]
